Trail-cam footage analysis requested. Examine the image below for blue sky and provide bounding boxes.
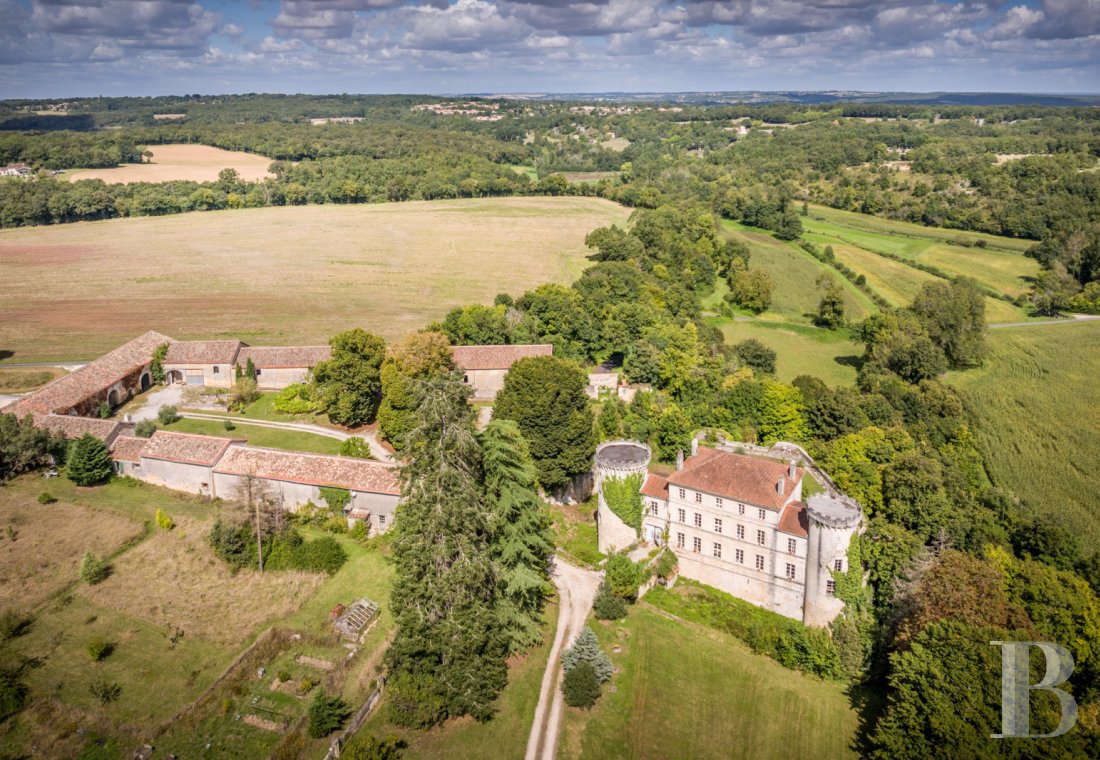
[1,0,1098,97]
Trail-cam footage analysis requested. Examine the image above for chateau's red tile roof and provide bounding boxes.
[641,473,669,499]
[12,331,172,415]
[214,446,400,495]
[664,447,803,510]
[37,414,122,443]
[111,435,149,463]
[778,501,809,538]
[164,340,243,365]
[450,344,553,370]
[236,345,331,369]
[140,430,243,467]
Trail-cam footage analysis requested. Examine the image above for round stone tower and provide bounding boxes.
[593,440,652,553]
[802,492,863,627]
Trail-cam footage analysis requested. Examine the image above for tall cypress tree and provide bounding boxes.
[386,374,507,726]
[480,419,554,653]
[66,434,113,486]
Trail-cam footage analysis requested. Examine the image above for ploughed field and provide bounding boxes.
[0,197,630,362]
[64,144,274,184]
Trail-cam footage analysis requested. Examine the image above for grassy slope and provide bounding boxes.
[0,197,630,362]
[950,322,1100,554]
[165,417,344,455]
[716,319,862,387]
[558,604,859,760]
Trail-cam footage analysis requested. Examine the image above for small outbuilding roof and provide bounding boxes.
[37,414,123,443]
[214,446,400,495]
[236,345,331,369]
[140,430,243,466]
[164,340,243,365]
[111,435,149,463]
[450,344,553,370]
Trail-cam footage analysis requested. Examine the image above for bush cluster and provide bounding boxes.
[209,521,347,575]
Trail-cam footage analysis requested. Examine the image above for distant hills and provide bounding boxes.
[477,91,1100,107]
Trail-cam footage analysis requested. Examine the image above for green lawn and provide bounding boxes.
[352,603,557,759]
[164,417,344,455]
[713,319,862,387]
[558,604,860,760]
[219,392,331,427]
[806,204,1033,253]
[949,321,1100,555]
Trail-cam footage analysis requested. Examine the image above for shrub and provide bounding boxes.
[97,401,111,419]
[79,551,109,585]
[592,579,628,620]
[37,491,56,505]
[604,553,644,601]
[0,669,29,721]
[323,516,348,535]
[562,661,601,708]
[134,419,157,438]
[0,610,33,642]
[339,437,373,459]
[222,419,235,431]
[66,434,113,486]
[319,486,351,512]
[307,689,352,738]
[157,405,180,425]
[562,626,613,683]
[89,678,122,705]
[342,735,408,760]
[276,669,292,683]
[385,672,446,729]
[232,377,259,409]
[273,384,316,415]
[86,635,114,661]
[348,521,369,542]
[289,536,347,575]
[155,509,175,531]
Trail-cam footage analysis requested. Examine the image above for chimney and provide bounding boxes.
[691,438,698,457]
[777,475,785,495]
[788,460,796,479]
[676,449,684,471]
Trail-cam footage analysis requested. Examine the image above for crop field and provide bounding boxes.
[950,322,1100,554]
[557,604,859,760]
[0,197,630,362]
[65,144,274,184]
[0,366,66,392]
[0,474,396,759]
[806,204,1033,253]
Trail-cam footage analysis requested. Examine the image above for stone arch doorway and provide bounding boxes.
[167,370,183,384]
[140,372,151,391]
[107,389,120,408]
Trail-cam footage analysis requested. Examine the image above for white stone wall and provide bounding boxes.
[353,491,400,534]
[138,457,215,496]
[803,521,857,627]
[597,496,637,554]
[253,367,311,390]
[461,368,508,400]
[162,363,234,388]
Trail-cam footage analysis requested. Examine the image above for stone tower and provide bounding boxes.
[593,440,652,554]
[802,491,863,627]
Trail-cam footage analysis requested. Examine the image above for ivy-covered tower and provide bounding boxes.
[802,492,863,627]
[594,440,651,553]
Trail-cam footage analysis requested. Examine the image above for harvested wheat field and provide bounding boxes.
[65,144,274,183]
[0,491,145,609]
[0,197,630,361]
[81,516,325,646]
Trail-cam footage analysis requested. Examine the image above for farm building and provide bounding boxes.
[212,446,400,533]
[450,344,553,399]
[36,414,129,446]
[235,346,332,390]
[163,340,244,388]
[132,430,244,496]
[4,330,171,418]
[110,435,149,477]
[1,163,31,176]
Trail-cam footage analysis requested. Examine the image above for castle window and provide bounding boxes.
[694,492,702,503]
[678,508,685,523]
[379,515,386,527]
[736,525,744,540]
[649,502,658,516]
[213,366,219,374]
[714,518,723,534]
[826,580,836,596]
[713,543,722,559]
[786,563,796,580]
[788,538,797,554]
[693,537,702,553]
[834,559,844,572]
[678,488,685,499]
[757,530,766,546]
[755,555,765,571]
[716,497,723,508]
[676,532,685,549]
[735,549,744,564]
[694,513,702,528]
[738,504,745,515]
[758,508,766,520]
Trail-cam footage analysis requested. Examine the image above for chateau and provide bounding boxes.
[595,439,863,626]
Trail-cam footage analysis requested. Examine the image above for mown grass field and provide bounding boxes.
[0,197,630,362]
[65,144,274,184]
[0,474,396,759]
[164,417,344,455]
[950,322,1100,554]
[715,319,863,387]
[806,204,1033,253]
[557,604,860,760]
